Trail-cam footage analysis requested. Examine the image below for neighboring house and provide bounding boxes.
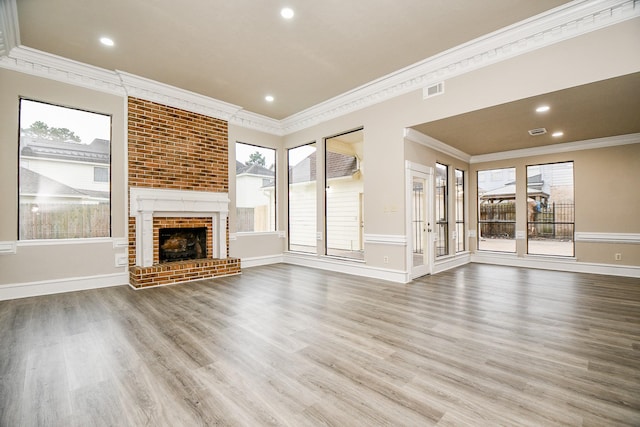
[288,151,362,252]
[20,136,110,195]
[19,136,110,239]
[235,160,275,232]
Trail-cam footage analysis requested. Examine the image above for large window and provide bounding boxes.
[288,143,317,253]
[19,99,111,240]
[527,162,574,256]
[235,142,276,232]
[455,169,465,252]
[435,163,448,257]
[477,167,516,252]
[325,129,364,260]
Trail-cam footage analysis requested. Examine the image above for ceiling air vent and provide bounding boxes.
[528,128,547,136]
[423,81,445,99]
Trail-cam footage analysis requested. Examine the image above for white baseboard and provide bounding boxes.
[0,272,129,301]
[471,253,640,278]
[241,254,284,268]
[434,252,471,274]
[283,252,410,283]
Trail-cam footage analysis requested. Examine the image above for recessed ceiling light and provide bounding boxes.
[265,95,274,102]
[100,37,114,47]
[536,105,550,113]
[552,131,564,137]
[280,7,294,19]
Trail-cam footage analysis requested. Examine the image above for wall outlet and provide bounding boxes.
[383,256,389,263]
[615,253,622,261]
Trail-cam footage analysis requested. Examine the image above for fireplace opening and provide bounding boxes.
[159,227,207,263]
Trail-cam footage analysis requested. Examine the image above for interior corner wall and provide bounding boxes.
[468,142,640,266]
[281,18,640,273]
[404,140,471,255]
[0,67,127,288]
[227,124,286,263]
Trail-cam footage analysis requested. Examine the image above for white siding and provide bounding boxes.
[25,158,109,193]
[289,181,317,247]
[326,177,363,251]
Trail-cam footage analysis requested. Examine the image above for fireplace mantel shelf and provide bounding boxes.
[129,187,229,267]
[130,187,229,215]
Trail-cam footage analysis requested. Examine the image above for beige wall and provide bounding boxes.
[0,68,126,285]
[469,142,640,265]
[405,140,471,257]
[277,19,640,271]
[228,124,286,259]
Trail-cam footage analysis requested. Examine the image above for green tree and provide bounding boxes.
[22,121,81,142]
[246,151,266,166]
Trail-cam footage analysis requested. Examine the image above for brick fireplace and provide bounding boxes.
[127,97,240,288]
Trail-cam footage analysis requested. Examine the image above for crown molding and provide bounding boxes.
[404,128,471,163]
[281,0,640,134]
[0,46,125,95]
[470,133,640,163]
[118,71,243,121]
[405,128,639,164]
[0,0,19,56]
[229,109,284,136]
[0,0,637,135]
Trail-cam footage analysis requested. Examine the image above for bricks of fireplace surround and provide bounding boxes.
[127,97,237,288]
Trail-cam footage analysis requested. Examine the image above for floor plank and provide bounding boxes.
[0,263,639,426]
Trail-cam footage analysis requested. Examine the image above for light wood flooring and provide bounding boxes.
[1,263,639,426]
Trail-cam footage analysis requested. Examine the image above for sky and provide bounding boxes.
[236,141,316,168]
[20,99,111,144]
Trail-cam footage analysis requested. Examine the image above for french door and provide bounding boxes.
[406,162,433,278]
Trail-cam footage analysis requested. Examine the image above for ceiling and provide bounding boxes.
[412,72,640,156]
[11,1,639,157]
[15,0,571,119]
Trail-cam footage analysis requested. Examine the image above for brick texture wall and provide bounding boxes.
[127,97,239,288]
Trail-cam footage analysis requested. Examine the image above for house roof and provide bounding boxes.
[289,151,357,184]
[480,183,549,202]
[236,161,274,177]
[20,137,110,164]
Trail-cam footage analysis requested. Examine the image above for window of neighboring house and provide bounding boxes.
[235,142,276,233]
[477,167,516,252]
[527,161,574,256]
[325,129,364,260]
[94,166,109,183]
[18,99,111,240]
[435,163,448,257]
[288,143,317,253]
[455,169,465,252]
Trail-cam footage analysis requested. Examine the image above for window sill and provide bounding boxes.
[17,237,116,247]
[234,231,283,237]
[525,254,577,262]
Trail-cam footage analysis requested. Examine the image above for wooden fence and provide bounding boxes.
[480,202,575,240]
[479,203,516,238]
[20,203,110,239]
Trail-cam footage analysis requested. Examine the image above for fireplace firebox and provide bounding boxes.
[159,227,207,263]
